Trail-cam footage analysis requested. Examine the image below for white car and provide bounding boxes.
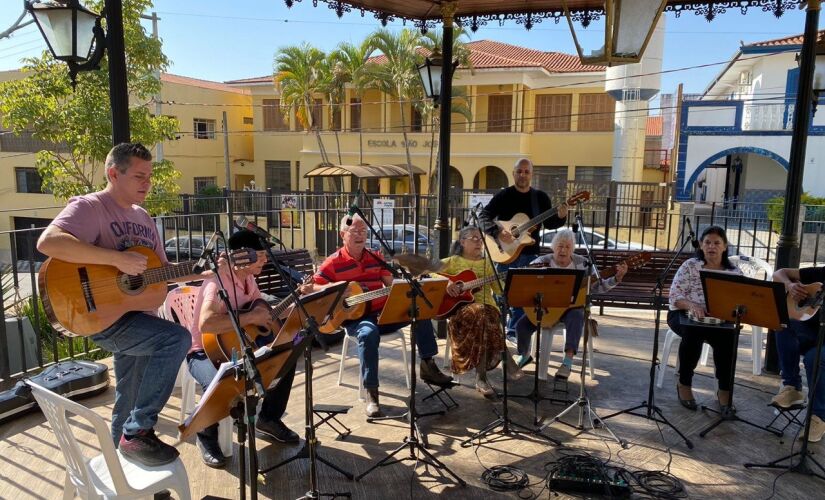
[538,227,657,251]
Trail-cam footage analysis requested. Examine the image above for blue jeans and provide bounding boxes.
[514,308,585,357]
[495,253,537,337]
[186,350,296,445]
[91,312,191,444]
[776,319,825,419]
[344,315,438,389]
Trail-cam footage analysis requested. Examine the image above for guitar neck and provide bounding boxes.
[345,287,391,306]
[518,206,558,235]
[143,261,199,285]
[462,273,502,290]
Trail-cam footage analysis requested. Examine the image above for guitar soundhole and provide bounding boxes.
[117,273,146,295]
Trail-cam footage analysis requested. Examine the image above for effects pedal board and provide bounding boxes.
[548,470,631,497]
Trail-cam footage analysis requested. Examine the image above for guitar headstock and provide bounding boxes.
[228,248,258,269]
[623,251,652,270]
[566,191,591,207]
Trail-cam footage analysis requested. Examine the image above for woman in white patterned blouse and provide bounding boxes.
[668,225,741,414]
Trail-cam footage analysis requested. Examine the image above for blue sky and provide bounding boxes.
[0,1,820,97]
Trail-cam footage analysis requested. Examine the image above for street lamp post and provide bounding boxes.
[26,0,131,145]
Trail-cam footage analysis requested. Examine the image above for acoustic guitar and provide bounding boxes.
[523,252,651,327]
[203,297,292,364]
[785,282,824,321]
[435,270,502,320]
[484,191,590,264]
[38,246,255,337]
[317,282,390,334]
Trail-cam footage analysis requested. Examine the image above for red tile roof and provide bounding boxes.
[646,116,662,136]
[228,39,604,85]
[745,29,825,48]
[161,73,248,93]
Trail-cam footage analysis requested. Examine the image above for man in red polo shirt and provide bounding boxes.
[302,214,451,417]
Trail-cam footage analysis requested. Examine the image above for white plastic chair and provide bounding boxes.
[164,286,233,457]
[337,328,410,401]
[656,328,711,388]
[28,381,191,500]
[534,323,595,381]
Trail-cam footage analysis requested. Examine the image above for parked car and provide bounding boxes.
[368,224,435,257]
[164,235,225,261]
[538,227,657,251]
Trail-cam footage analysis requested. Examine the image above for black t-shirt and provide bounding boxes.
[798,266,825,324]
[478,186,564,256]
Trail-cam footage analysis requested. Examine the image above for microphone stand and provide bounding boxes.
[253,235,352,499]
[600,216,695,449]
[541,213,625,447]
[352,206,465,486]
[460,210,560,447]
[205,232,266,500]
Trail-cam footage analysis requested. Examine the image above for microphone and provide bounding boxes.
[345,203,359,226]
[685,217,699,249]
[195,231,220,269]
[236,216,284,247]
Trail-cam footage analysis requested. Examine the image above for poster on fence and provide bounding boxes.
[468,193,493,216]
[279,195,300,228]
[373,198,395,228]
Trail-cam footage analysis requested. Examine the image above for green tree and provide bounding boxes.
[364,28,423,194]
[0,0,180,215]
[328,40,372,164]
[274,43,330,131]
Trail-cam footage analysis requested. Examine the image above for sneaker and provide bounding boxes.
[256,418,300,443]
[365,387,382,418]
[554,363,572,380]
[807,415,825,443]
[419,358,453,385]
[516,354,533,368]
[197,438,227,469]
[119,429,179,466]
[771,385,806,409]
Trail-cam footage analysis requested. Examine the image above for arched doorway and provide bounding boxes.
[473,165,508,190]
[685,148,788,208]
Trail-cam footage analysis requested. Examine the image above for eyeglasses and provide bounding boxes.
[462,236,482,242]
[346,229,368,236]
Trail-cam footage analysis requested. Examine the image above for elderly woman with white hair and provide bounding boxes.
[514,229,627,379]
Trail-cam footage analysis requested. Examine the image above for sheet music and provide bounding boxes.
[184,345,271,427]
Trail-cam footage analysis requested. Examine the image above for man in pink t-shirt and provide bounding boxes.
[185,229,298,468]
[37,143,192,467]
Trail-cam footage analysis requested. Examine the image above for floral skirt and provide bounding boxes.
[447,303,505,375]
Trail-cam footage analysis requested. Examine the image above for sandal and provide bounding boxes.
[475,379,496,399]
[677,383,697,411]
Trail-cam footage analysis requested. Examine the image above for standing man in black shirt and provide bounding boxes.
[770,265,825,442]
[478,158,568,367]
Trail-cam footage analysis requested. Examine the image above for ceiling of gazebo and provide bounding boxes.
[297,0,804,30]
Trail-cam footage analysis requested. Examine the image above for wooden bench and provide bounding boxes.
[537,247,691,311]
[254,248,315,298]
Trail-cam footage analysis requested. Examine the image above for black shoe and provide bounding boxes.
[197,438,227,469]
[676,383,697,411]
[119,429,179,466]
[419,358,453,385]
[256,418,300,443]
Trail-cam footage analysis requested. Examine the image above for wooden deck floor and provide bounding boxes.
[1,307,822,499]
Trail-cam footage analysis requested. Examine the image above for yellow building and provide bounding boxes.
[0,40,642,262]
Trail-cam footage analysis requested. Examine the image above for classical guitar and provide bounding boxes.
[38,246,255,337]
[785,282,824,321]
[523,251,651,327]
[435,270,502,320]
[318,282,391,333]
[203,297,291,364]
[485,191,590,264]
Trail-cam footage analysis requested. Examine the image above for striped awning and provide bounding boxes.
[304,163,425,179]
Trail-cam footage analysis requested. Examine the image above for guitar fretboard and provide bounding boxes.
[142,261,198,285]
[345,287,391,307]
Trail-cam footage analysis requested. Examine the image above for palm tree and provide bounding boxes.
[273,43,329,131]
[328,40,372,164]
[364,28,423,194]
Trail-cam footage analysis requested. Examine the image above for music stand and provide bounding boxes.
[178,284,346,441]
[697,271,788,438]
[507,268,584,428]
[356,277,465,486]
